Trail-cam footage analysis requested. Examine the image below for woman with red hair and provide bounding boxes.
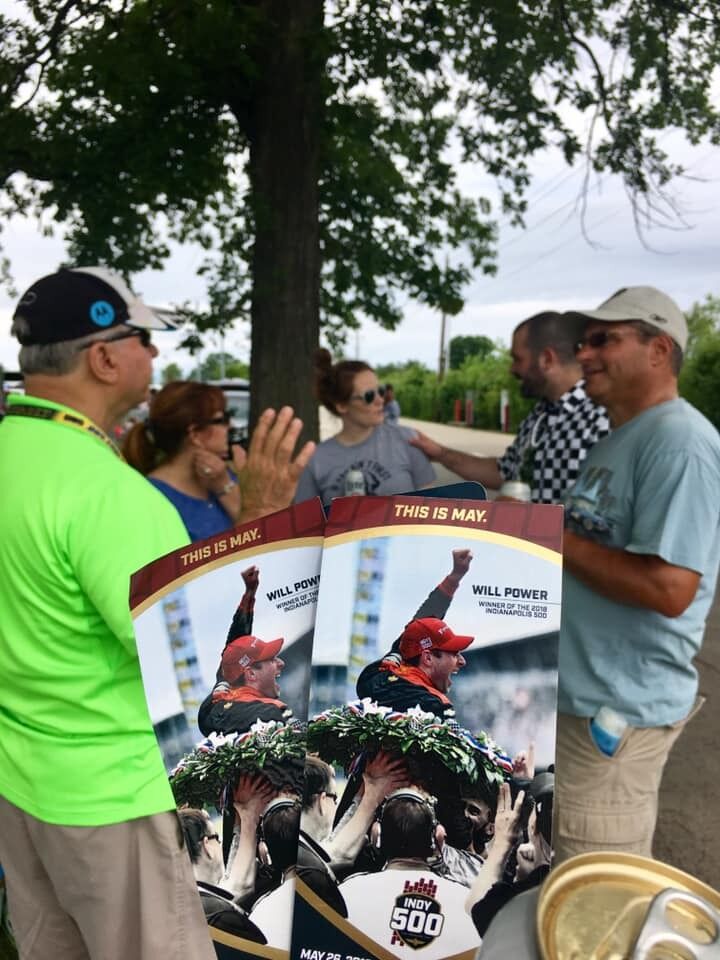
[124,381,245,541]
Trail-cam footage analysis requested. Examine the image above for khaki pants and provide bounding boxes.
[553,699,704,865]
[0,797,216,960]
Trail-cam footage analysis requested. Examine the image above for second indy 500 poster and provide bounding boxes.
[130,499,325,960]
[290,493,563,960]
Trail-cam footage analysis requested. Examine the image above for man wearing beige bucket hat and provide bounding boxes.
[554,285,720,862]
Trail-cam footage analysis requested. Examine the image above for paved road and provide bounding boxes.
[399,416,511,488]
[319,410,511,488]
[320,412,719,887]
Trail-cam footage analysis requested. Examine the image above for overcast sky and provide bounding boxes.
[1,130,718,378]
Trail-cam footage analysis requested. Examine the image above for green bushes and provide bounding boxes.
[377,294,720,433]
[679,296,720,431]
[377,346,533,431]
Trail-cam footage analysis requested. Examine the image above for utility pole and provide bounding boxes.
[437,255,450,382]
[438,307,448,382]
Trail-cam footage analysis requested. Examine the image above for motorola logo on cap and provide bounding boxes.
[89,300,115,327]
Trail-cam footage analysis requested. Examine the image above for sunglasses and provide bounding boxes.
[323,791,338,803]
[351,386,386,404]
[205,832,221,843]
[575,329,638,352]
[79,326,153,350]
[204,411,231,426]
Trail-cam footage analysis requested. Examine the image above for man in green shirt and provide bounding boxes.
[0,267,314,959]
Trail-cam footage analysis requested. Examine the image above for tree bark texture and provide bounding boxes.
[247,0,324,442]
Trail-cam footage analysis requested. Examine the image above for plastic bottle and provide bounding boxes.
[589,706,628,757]
[498,480,531,501]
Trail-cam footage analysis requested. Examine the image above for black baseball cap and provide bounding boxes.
[13,266,175,346]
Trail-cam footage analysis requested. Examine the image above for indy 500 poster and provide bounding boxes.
[290,494,563,960]
[130,499,325,960]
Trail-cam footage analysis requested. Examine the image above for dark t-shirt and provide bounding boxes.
[296,831,348,918]
[197,881,267,942]
[470,865,550,938]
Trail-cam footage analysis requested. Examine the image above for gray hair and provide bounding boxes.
[630,320,684,375]
[11,316,102,376]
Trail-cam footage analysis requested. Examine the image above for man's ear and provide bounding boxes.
[539,346,555,371]
[649,333,674,367]
[419,649,434,670]
[186,424,204,447]
[85,341,121,385]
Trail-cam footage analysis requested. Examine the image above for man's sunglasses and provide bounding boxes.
[351,386,386,404]
[575,329,638,352]
[79,326,153,350]
[205,832,221,843]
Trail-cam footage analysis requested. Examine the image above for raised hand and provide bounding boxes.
[237,407,316,521]
[450,548,473,582]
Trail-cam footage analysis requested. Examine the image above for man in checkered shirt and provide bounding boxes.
[410,311,610,503]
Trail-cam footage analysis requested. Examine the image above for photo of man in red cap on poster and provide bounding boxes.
[356,616,473,719]
[356,548,474,719]
[198,565,293,737]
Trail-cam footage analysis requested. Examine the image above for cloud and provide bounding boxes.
[2,139,719,376]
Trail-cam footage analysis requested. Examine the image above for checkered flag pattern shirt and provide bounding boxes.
[497,380,610,504]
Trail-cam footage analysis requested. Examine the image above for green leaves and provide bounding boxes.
[169,720,307,810]
[308,701,512,790]
[1,0,719,362]
[679,295,720,429]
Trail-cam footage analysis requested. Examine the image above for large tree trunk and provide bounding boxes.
[247,0,324,443]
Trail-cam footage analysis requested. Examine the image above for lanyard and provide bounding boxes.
[5,403,124,460]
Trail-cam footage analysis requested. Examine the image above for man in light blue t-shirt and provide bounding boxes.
[555,285,720,863]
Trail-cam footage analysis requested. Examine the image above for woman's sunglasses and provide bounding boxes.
[351,386,386,404]
[204,411,232,426]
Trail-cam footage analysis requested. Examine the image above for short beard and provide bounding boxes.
[472,823,494,852]
[519,366,544,399]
